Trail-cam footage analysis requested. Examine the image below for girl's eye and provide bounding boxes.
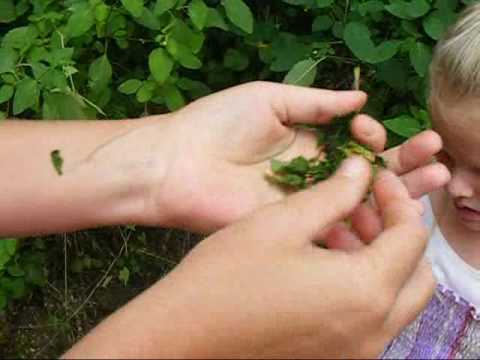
[436,150,454,168]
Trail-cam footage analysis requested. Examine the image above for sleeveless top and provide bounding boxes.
[381,197,480,359]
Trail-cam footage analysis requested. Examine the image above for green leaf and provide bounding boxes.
[0,0,16,23]
[270,33,311,72]
[95,3,111,22]
[0,239,17,270]
[46,48,74,67]
[0,277,26,299]
[2,26,38,50]
[344,22,399,64]
[282,0,316,6]
[0,85,14,104]
[384,114,422,138]
[37,68,69,91]
[357,1,384,16]
[287,157,310,175]
[315,0,334,7]
[89,55,113,93]
[119,267,130,286]
[376,59,410,91]
[435,0,457,11]
[13,78,39,115]
[30,44,50,63]
[7,263,24,277]
[269,173,305,188]
[0,48,18,73]
[169,20,205,54]
[385,0,430,20]
[64,7,94,39]
[205,8,229,30]
[135,7,164,30]
[121,0,144,17]
[51,150,64,176]
[409,42,432,77]
[283,59,318,86]
[312,15,333,32]
[162,84,185,111]
[118,79,143,95]
[43,92,92,120]
[223,0,254,34]
[188,0,209,30]
[423,9,457,40]
[149,48,174,83]
[166,39,202,69]
[177,78,211,99]
[154,0,177,16]
[223,48,249,71]
[332,22,344,39]
[136,88,152,103]
[270,159,285,173]
[136,81,156,103]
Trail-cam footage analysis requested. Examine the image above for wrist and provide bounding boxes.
[79,115,178,229]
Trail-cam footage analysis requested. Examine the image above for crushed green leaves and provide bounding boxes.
[267,114,386,190]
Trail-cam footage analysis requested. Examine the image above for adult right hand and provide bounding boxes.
[64,156,434,359]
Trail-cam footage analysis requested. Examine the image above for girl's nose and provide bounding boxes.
[447,169,475,198]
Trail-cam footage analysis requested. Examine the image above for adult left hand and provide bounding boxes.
[138,82,448,233]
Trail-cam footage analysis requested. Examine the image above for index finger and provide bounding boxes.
[363,171,428,289]
[351,114,387,153]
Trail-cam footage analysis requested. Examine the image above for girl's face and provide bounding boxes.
[431,95,480,231]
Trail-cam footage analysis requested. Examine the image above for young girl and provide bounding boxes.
[382,4,480,358]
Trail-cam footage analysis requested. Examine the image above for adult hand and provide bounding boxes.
[139,81,447,233]
[64,157,434,359]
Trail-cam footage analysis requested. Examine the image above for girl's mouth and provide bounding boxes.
[455,203,480,222]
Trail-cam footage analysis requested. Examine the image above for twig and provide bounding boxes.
[34,241,127,357]
[64,233,68,311]
[136,249,177,266]
[67,242,126,321]
[344,0,351,23]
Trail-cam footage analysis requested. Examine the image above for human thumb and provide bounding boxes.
[265,156,372,244]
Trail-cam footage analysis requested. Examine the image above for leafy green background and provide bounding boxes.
[0,0,473,356]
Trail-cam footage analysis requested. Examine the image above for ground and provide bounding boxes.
[1,227,201,358]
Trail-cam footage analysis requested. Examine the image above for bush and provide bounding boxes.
[0,1,470,123]
[0,0,472,352]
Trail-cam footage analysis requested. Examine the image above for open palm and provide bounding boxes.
[149,82,449,233]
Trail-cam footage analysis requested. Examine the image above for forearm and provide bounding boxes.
[0,117,174,236]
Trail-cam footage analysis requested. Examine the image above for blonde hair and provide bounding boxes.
[430,2,480,100]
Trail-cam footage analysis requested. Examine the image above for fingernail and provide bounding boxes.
[338,156,365,178]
